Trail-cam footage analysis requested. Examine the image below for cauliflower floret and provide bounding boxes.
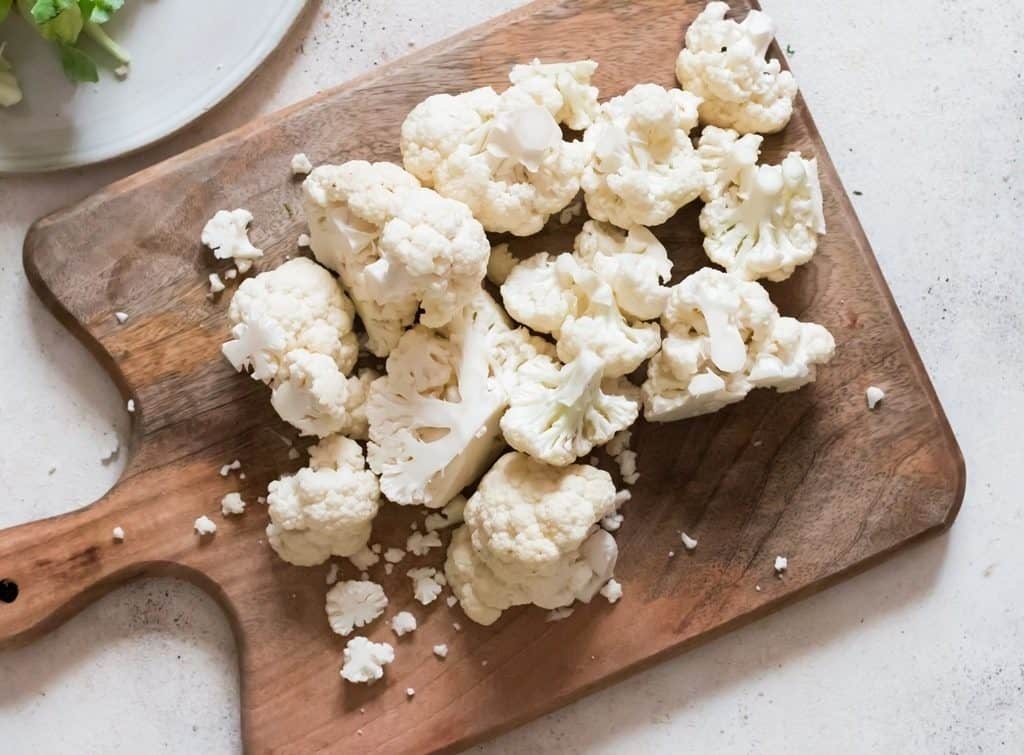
[271,354,378,438]
[366,300,509,508]
[222,257,358,384]
[641,268,835,421]
[582,83,704,228]
[266,436,380,566]
[507,58,600,130]
[696,125,763,201]
[362,186,490,328]
[573,220,672,320]
[466,452,615,578]
[340,636,394,684]
[401,79,588,236]
[500,351,639,466]
[701,151,826,282]
[445,453,619,625]
[201,209,263,273]
[499,252,578,334]
[302,161,420,356]
[502,254,659,378]
[325,580,388,636]
[465,289,557,394]
[675,2,797,134]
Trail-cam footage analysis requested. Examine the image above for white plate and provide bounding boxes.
[0,0,306,173]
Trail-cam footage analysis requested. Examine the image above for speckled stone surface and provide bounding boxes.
[1,1,1021,752]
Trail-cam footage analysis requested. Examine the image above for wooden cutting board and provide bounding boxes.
[0,0,964,751]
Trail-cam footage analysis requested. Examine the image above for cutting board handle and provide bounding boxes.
[0,480,175,649]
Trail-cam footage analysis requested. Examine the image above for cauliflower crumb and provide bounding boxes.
[348,546,380,571]
[220,492,246,516]
[384,548,406,564]
[325,562,339,585]
[114,64,129,79]
[325,580,388,636]
[384,563,394,575]
[600,578,622,604]
[406,687,415,698]
[100,434,119,463]
[287,448,301,460]
[601,513,624,532]
[114,311,128,324]
[432,643,449,659]
[617,449,639,485]
[486,243,519,287]
[126,399,135,413]
[408,567,446,605]
[209,273,226,294]
[668,550,675,558]
[545,606,574,622]
[360,572,369,581]
[391,611,418,637]
[219,460,241,477]
[866,385,885,410]
[681,532,698,551]
[340,636,394,684]
[291,152,314,176]
[774,555,788,574]
[224,269,238,280]
[605,430,631,457]
[613,489,632,507]
[406,531,442,556]
[445,595,458,608]
[755,584,762,592]
[201,209,263,273]
[371,543,382,554]
[194,516,217,535]
[112,526,125,542]
[297,233,311,248]
[559,198,583,224]
[452,622,461,631]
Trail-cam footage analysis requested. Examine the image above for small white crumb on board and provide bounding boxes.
[680,532,698,551]
[290,152,313,175]
[546,606,574,622]
[600,578,622,604]
[774,555,788,575]
[865,385,885,409]
[114,311,128,324]
[126,399,135,413]
[220,492,246,516]
[112,526,125,542]
[194,516,217,535]
[432,643,449,659]
[208,273,225,294]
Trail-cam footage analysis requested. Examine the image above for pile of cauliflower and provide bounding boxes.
[205,2,835,685]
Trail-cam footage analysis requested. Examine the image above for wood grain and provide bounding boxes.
[1,1,964,752]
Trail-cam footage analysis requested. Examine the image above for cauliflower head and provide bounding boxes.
[501,253,660,378]
[700,151,826,282]
[366,298,511,508]
[444,452,619,625]
[641,268,834,421]
[581,83,704,228]
[401,78,588,236]
[302,161,420,356]
[573,220,672,320]
[500,350,639,466]
[270,355,377,439]
[696,125,763,202]
[222,257,358,384]
[363,185,490,328]
[675,2,797,134]
[507,58,600,130]
[266,436,381,566]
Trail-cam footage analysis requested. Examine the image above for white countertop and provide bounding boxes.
[1,1,1021,752]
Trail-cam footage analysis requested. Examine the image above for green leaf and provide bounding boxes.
[59,42,97,81]
[88,0,122,24]
[23,0,84,44]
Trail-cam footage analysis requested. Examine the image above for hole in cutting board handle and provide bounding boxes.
[0,579,18,603]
